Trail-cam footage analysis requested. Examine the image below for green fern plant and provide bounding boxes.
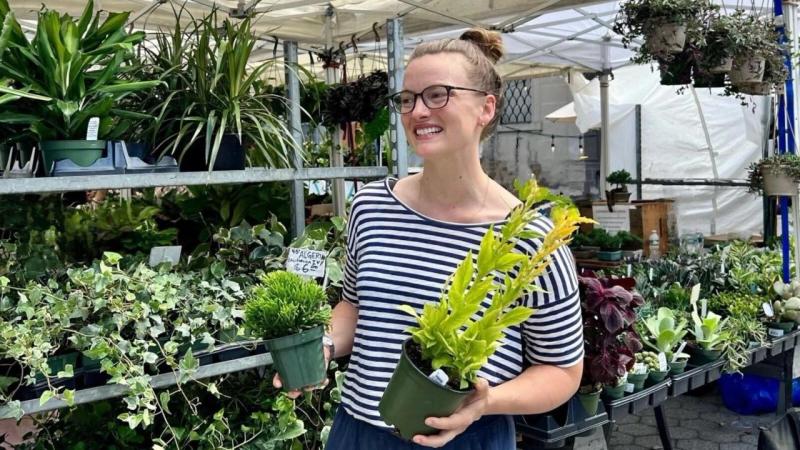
[245,270,331,340]
[400,179,594,389]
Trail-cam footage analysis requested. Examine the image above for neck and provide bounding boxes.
[417,146,489,207]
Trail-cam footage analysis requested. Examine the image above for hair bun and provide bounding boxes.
[459,28,504,63]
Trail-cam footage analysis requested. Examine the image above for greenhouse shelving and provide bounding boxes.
[0,353,273,420]
[0,166,389,195]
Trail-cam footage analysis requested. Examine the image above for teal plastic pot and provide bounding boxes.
[597,250,623,261]
[627,372,648,392]
[266,325,326,391]
[41,140,106,174]
[669,360,688,375]
[647,370,669,386]
[602,382,625,400]
[577,389,602,416]
[379,339,473,440]
[687,344,722,366]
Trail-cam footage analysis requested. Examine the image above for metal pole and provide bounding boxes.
[387,18,409,178]
[775,0,792,282]
[635,105,642,200]
[284,40,305,239]
[599,35,611,199]
[690,85,718,234]
[325,6,347,217]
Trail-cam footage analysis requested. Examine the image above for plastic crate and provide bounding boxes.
[516,395,608,447]
[669,359,724,396]
[604,379,670,422]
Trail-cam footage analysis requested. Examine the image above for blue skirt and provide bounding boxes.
[325,407,516,450]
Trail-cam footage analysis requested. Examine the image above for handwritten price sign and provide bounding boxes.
[286,248,327,278]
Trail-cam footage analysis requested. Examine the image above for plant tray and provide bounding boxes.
[669,359,725,397]
[749,345,770,365]
[604,379,670,422]
[768,331,800,357]
[15,374,81,401]
[515,395,609,446]
[213,340,264,362]
[51,141,178,177]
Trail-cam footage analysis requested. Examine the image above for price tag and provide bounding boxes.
[701,298,708,318]
[648,267,653,281]
[690,284,701,305]
[624,383,635,393]
[769,328,785,338]
[633,363,647,375]
[764,302,775,317]
[149,246,182,267]
[86,117,100,141]
[720,260,725,274]
[657,352,668,372]
[672,342,687,363]
[428,369,449,387]
[627,264,632,277]
[286,247,327,278]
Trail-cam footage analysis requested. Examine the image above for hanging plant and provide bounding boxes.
[322,70,388,127]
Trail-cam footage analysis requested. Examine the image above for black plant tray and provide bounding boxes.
[767,330,800,357]
[668,359,725,397]
[516,395,609,447]
[749,344,770,365]
[604,379,670,422]
[14,373,81,401]
[213,340,265,362]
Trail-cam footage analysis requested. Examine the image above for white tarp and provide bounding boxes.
[568,65,770,237]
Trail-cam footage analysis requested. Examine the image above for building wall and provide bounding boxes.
[482,75,599,199]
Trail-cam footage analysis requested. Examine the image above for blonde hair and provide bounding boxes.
[409,28,505,140]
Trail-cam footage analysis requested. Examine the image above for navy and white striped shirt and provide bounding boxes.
[340,178,583,429]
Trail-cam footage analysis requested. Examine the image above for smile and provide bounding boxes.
[415,127,443,136]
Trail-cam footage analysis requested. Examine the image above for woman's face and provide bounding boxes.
[400,53,496,161]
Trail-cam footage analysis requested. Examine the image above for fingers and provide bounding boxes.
[412,430,458,448]
[424,410,472,433]
[274,373,328,398]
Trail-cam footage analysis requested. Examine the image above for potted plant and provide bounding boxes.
[640,307,690,374]
[618,231,643,260]
[627,359,649,393]
[244,270,331,391]
[0,0,161,175]
[687,296,728,365]
[734,48,787,96]
[727,11,780,85]
[579,277,643,402]
[614,0,710,59]
[606,169,634,203]
[378,180,593,440]
[769,281,800,337]
[156,12,300,171]
[569,233,595,259]
[597,233,623,262]
[747,155,800,197]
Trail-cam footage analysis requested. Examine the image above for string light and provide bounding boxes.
[550,135,555,153]
[578,136,588,160]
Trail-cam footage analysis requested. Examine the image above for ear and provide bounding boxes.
[479,94,497,126]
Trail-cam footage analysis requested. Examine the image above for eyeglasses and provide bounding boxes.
[388,84,488,114]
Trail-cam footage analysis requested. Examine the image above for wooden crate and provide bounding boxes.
[629,200,676,258]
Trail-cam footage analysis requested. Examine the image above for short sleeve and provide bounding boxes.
[520,242,583,368]
[341,198,361,306]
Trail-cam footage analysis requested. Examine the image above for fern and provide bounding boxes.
[401,179,594,389]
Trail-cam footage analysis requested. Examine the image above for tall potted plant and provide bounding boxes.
[0,0,161,174]
[377,180,593,439]
[606,169,633,203]
[579,277,643,403]
[244,270,331,391]
[687,296,728,365]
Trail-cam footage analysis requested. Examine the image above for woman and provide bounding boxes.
[277,29,584,449]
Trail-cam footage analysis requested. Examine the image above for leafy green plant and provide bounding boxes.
[0,0,160,141]
[689,296,728,351]
[245,271,331,340]
[640,307,688,360]
[747,154,800,195]
[401,179,593,389]
[606,169,633,189]
[708,291,764,320]
[724,314,767,372]
[617,230,643,251]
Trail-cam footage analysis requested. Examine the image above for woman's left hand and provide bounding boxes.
[412,378,491,448]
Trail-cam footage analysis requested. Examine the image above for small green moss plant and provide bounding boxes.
[400,179,594,389]
[606,169,633,190]
[747,154,800,195]
[245,270,331,340]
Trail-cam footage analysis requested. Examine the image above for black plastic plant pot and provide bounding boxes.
[659,56,693,86]
[767,321,796,339]
[180,134,245,172]
[266,325,326,392]
[693,72,726,89]
[378,339,473,440]
[627,373,648,392]
[576,389,601,416]
[35,352,80,383]
[602,382,625,400]
[687,344,722,366]
[80,355,110,389]
[669,360,688,375]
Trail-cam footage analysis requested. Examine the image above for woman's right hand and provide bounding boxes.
[272,345,332,399]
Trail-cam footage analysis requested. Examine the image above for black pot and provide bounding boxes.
[659,54,693,86]
[179,134,245,171]
[693,72,726,89]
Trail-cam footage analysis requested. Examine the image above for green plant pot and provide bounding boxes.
[266,325,326,391]
[602,382,625,400]
[767,321,796,338]
[35,352,80,382]
[40,140,106,175]
[597,250,622,261]
[627,372,648,393]
[669,360,688,375]
[647,370,669,386]
[577,389,602,416]
[379,339,473,440]
[687,345,722,366]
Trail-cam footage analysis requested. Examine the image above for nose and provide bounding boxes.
[410,95,431,120]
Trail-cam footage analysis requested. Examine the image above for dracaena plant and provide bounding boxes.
[641,307,688,360]
[0,0,161,141]
[579,277,644,388]
[401,179,593,389]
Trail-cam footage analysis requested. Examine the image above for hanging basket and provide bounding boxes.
[762,166,799,197]
[730,56,766,84]
[645,22,687,55]
[659,57,693,86]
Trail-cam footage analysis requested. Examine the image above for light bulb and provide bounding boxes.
[578,136,587,160]
[550,135,555,153]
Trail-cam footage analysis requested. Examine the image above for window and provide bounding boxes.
[501,79,532,124]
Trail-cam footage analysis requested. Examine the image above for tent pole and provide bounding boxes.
[284,41,306,239]
[387,18,408,178]
[775,0,792,282]
[324,6,347,218]
[690,85,719,234]
[599,35,611,199]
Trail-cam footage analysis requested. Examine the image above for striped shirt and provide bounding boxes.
[340,177,583,429]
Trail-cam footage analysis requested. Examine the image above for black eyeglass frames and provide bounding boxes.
[388,84,488,114]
